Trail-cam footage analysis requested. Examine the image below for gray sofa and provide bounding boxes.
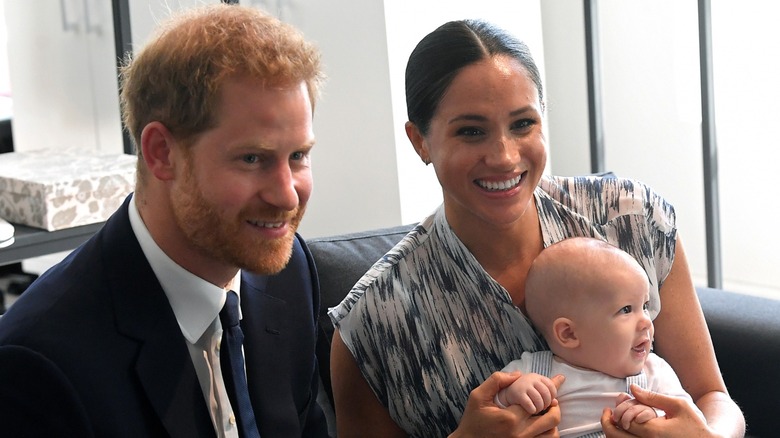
[308,225,779,438]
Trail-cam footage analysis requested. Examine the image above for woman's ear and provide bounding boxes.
[405,121,430,165]
[552,317,580,349]
[140,121,177,181]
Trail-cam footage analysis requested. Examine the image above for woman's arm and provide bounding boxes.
[330,330,407,438]
[331,329,563,437]
[647,236,745,437]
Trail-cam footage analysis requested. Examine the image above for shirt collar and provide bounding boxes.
[128,194,242,343]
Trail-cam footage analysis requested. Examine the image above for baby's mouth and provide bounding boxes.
[632,339,651,354]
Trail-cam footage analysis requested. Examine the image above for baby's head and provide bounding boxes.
[525,237,653,378]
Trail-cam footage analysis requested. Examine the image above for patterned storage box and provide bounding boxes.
[0,150,136,231]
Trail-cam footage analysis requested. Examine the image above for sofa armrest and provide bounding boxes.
[696,287,779,438]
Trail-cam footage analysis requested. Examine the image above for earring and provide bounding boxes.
[422,158,431,166]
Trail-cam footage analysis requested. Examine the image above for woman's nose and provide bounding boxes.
[485,136,518,166]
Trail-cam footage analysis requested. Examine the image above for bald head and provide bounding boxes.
[525,237,648,342]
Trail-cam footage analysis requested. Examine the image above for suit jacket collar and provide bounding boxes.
[101,196,215,438]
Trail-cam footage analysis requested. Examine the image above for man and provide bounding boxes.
[0,4,328,437]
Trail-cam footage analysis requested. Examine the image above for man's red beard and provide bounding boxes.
[170,161,304,275]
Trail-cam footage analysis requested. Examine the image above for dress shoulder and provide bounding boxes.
[537,175,678,318]
[539,175,676,233]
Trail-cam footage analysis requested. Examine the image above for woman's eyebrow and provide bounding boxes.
[447,114,487,124]
[447,106,539,125]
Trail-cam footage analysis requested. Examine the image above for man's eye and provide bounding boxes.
[242,155,260,164]
[291,151,305,161]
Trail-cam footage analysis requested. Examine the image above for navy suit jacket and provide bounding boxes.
[0,196,328,437]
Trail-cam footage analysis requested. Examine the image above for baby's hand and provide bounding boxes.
[494,373,560,415]
[612,392,659,430]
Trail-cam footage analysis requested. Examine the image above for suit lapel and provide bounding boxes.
[237,235,324,436]
[102,198,215,438]
[240,273,287,378]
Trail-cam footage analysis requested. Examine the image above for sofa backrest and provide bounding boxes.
[307,224,414,344]
[307,224,413,423]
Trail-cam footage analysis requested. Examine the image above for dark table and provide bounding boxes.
[0,222,102,266]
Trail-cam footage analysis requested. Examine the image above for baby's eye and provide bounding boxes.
[619,305,632,314]
[643,301,650,312]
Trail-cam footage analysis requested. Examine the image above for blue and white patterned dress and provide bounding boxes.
[329,175,677,437]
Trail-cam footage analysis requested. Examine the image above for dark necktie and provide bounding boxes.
[219,290,261,438]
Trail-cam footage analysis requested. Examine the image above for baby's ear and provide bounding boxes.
[552,317,579,349]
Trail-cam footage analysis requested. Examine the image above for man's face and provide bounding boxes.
[170,76,314,275]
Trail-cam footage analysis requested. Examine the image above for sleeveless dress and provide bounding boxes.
[329,175,677,437]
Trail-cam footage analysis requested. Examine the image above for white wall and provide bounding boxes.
[539,0,590,178]
[599,1,708,286]
[711,2,780,297]
[255,0,403,238]
[541,0,707,286]
[128,0,220,48]
[541,1,780,298]
[4,0,124,154]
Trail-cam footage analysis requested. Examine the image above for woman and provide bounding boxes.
[329,19,745,437]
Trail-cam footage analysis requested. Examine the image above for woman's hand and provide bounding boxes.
[494,372,560,414]
[449,372,565,438]
[600,385,715,438]
[648,238,745,437]
[612,392,658,430]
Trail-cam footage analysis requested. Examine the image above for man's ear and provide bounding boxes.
[140,121,177,181]
[405,121,430,164]
[552,317,580,349]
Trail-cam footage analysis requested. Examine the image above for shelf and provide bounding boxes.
[0,222,103,266]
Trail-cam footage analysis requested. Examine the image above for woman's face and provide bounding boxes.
[410,55,546,232]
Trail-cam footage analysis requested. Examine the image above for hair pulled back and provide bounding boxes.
[405,19,543,135]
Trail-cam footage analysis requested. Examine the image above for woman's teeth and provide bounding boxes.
[477,175,522,191]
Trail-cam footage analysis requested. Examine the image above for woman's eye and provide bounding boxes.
[512,119,535,130]
[456,126,483,137]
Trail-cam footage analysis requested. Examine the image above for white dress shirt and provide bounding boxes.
[128,195,240,438]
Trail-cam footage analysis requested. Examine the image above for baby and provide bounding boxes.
[495,237,704,436]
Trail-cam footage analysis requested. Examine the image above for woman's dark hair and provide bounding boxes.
[405,19,543,135]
